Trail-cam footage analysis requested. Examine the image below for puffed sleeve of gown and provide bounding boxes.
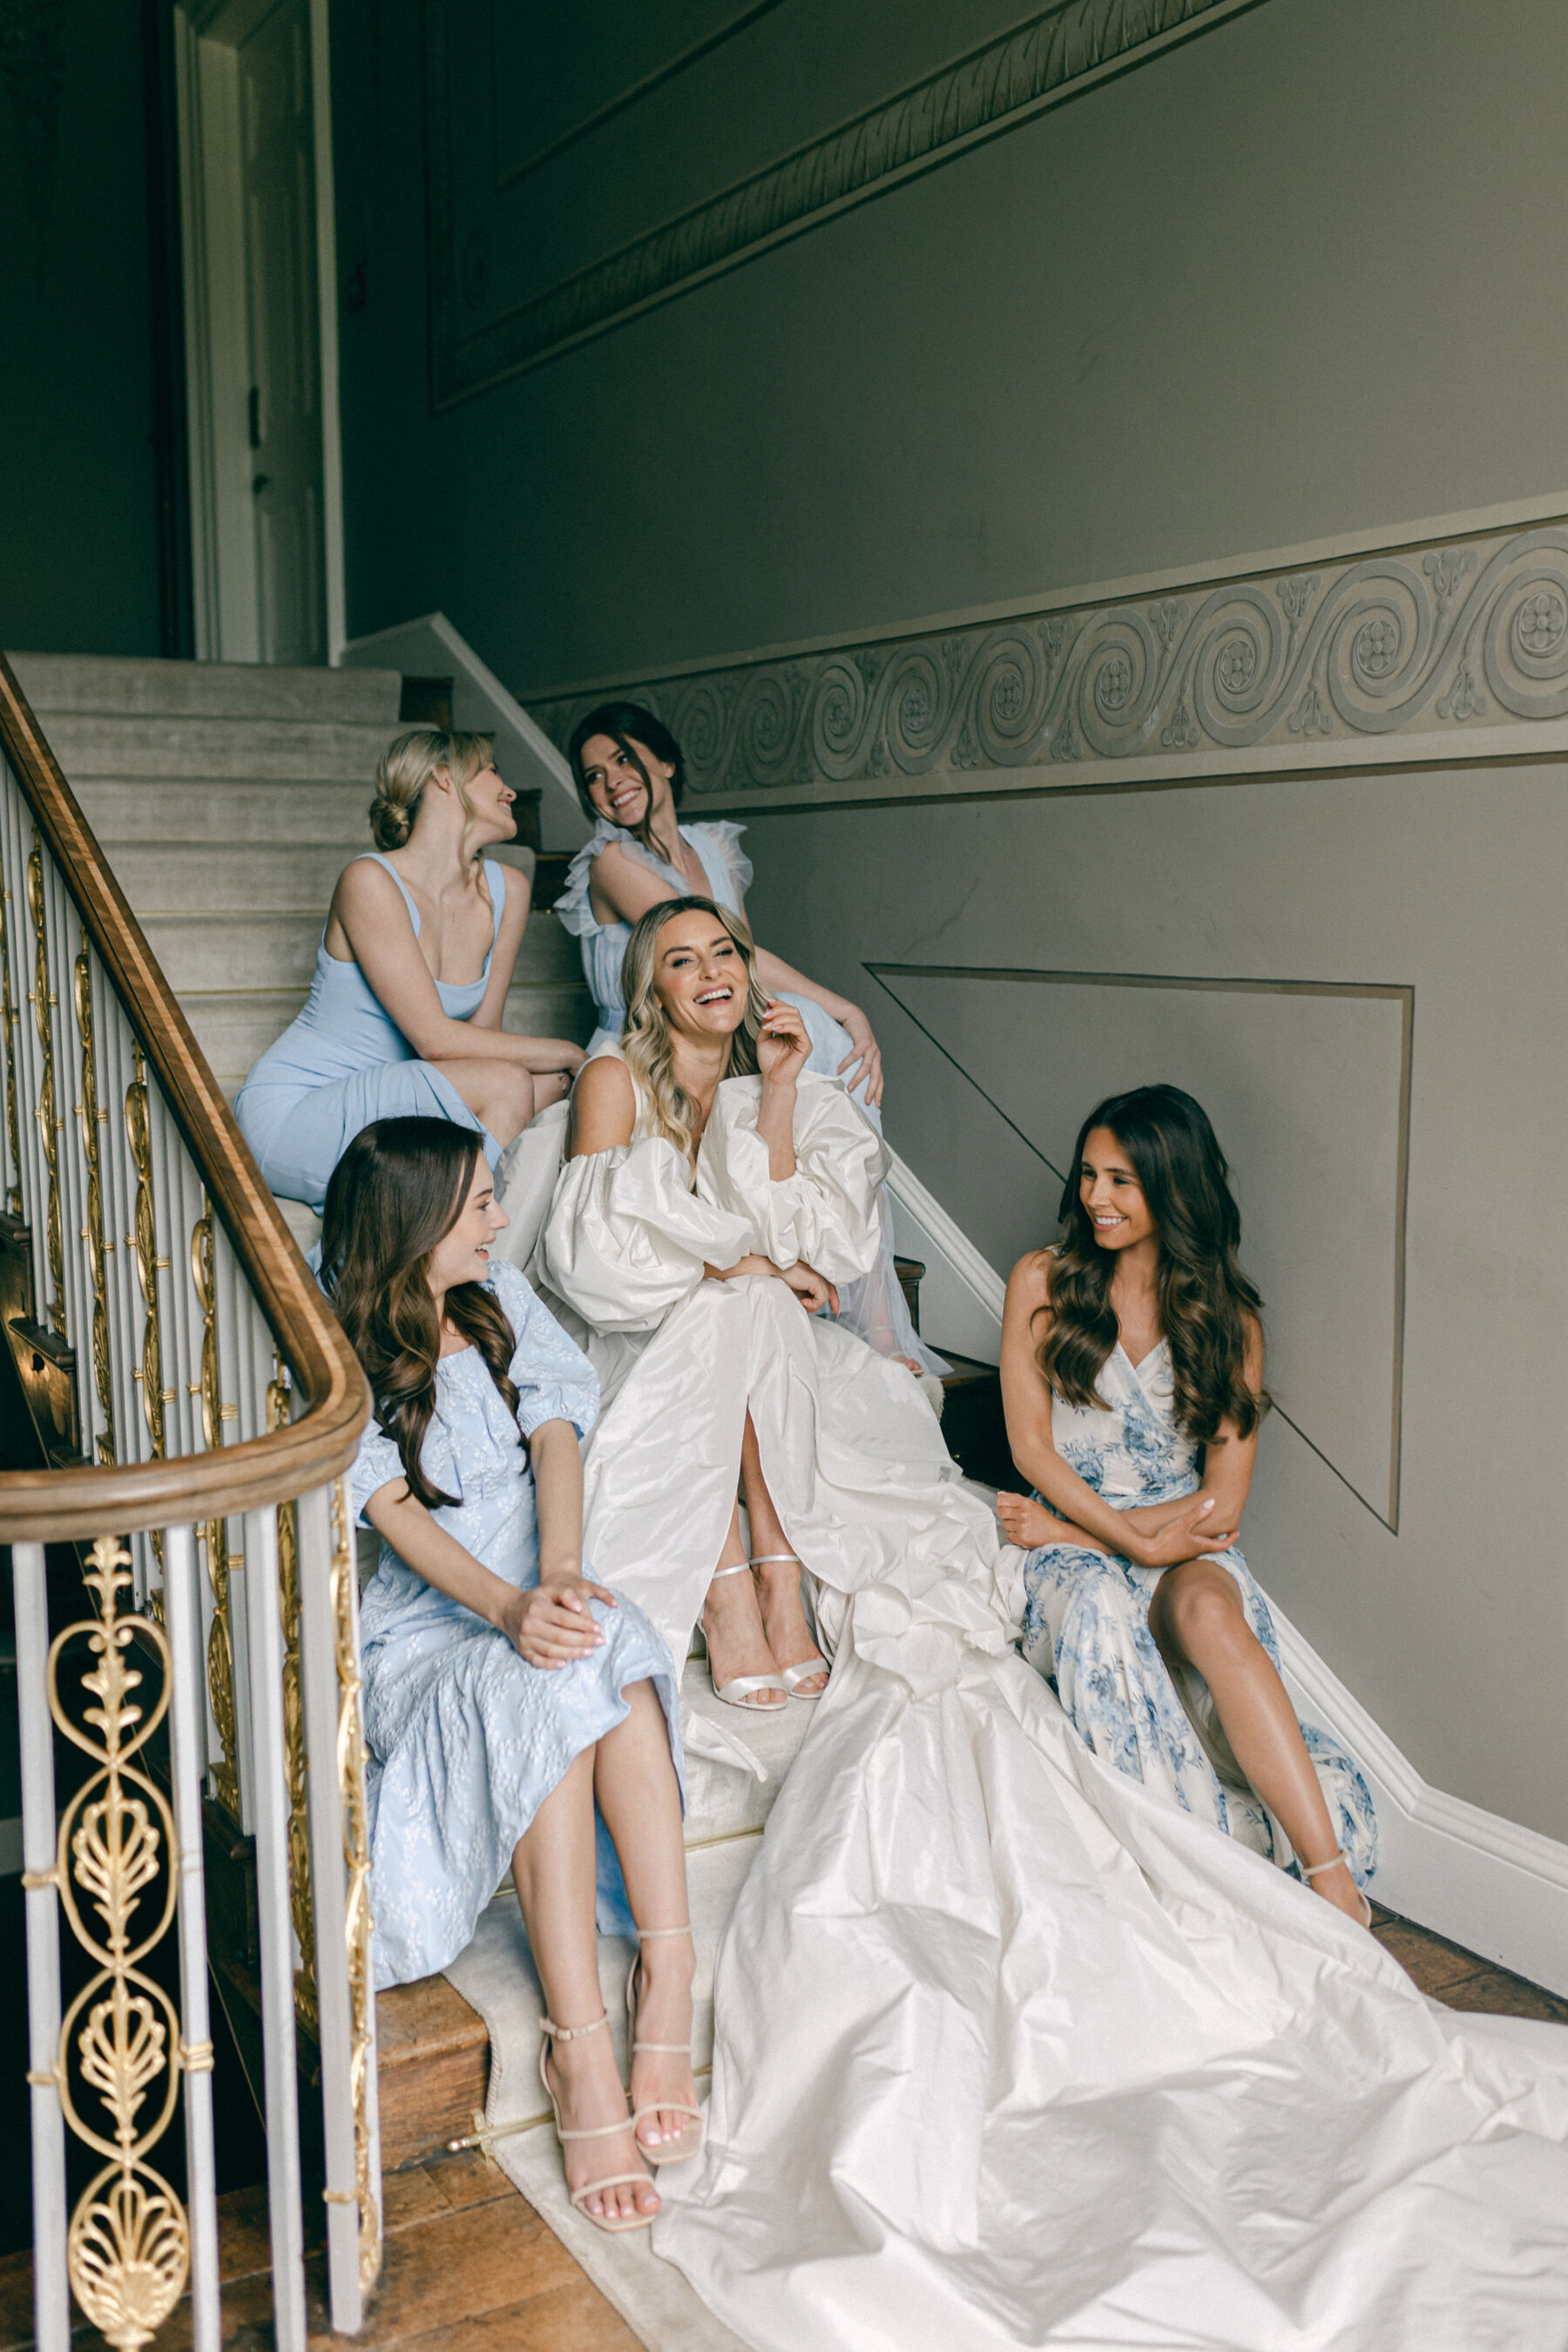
[697,1072,886,1286]
[539,1132,757,1334]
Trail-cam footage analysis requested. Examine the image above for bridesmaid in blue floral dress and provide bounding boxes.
[997,1085,1375,1922]
[324,1116,696,2233]
[557,700,942,1372]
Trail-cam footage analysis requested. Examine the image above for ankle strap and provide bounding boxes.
[540,2011,611,2043]
[637,1923,693,1942]
[1300,1850,1351,1882]
[747,1554,801,1568]
[709,1561,752,1582]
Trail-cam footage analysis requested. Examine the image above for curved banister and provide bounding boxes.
[0,649,368,1541]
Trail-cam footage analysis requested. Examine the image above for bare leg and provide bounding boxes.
[510,1750,659,2222]
[594,1680,698,2153]
[703,1498,787,1710]
[1149,1560,1366,1925]
[429,1055,537,1148]
[742,1413,828,1696]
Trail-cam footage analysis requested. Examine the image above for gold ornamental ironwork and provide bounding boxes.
[191,1203,240,1819]
[330,1478,382,2294]
[125,1050,166,1458]
[0,878,22,1215]
[50,1538,192,2351]
[26,836,65,1335]
[269,1362,317,2033]
[75,943,117,1463]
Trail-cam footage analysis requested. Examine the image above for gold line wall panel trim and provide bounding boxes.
[532,515,1568,810]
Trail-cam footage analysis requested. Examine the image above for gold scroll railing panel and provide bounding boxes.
[44,1539,194,2352]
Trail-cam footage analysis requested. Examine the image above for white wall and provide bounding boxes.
[328,0,1568,1842]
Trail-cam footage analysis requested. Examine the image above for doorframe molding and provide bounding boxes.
[173,0,346,663]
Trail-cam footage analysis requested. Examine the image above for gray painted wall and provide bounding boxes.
[0,0,166,657]
[330,0,1568,1835]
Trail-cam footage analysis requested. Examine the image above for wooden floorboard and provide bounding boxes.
[7,1910,1563,2350]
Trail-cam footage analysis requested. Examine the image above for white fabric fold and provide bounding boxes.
[541,1132,754,1335]
[697,1072,886,1286]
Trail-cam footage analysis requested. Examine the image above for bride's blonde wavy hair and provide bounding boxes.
[619,896,767,1166]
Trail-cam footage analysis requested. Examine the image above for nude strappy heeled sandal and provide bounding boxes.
[537,2011,655,2234]
[705,1561,788,1710]
[625,1924,704,2167]
[748,1554,830,1699]
[1301,1849,1373,1927]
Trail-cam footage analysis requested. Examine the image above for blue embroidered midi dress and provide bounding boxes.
[555,817,943,1371]
[236,851,506,1212]
[1018,1336,1376,1882]
[346,1259,684,1989]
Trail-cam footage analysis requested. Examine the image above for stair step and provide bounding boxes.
[935,1350,1013,1490]
[189,976,596,1082]
[7,652,403,723]
[42,710,402,781]
[141,904,586,993]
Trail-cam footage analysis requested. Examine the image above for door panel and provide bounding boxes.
[239,0,325,665]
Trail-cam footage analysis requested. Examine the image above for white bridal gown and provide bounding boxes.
[533,1053,1568,2350]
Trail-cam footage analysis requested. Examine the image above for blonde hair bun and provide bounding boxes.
[368,727,496,852]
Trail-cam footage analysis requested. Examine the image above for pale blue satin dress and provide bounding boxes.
[1019,1335,1376,1883]
[345,1260,683,1989]
[556,818,943,1370]
[236,852,504,1211]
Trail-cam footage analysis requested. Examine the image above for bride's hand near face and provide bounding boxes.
[756,997,812,1086]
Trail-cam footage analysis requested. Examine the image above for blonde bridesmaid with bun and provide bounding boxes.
[236,727,585,1212]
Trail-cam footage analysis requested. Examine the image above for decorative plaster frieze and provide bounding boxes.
[533,517,1568,807]
[427,0,1252,404]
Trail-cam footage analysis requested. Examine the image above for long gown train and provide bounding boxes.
[534,1063,1568,2349]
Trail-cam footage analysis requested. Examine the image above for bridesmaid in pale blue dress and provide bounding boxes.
[325,1116,697,2234]
[558,700,942,1372]
[236,727,584,1212]
[997,1085,1376,1925]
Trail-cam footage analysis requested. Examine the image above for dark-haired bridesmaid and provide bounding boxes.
[556,700,942,1372]
[997,1085,1376,1924]
[323,1116,698,2232]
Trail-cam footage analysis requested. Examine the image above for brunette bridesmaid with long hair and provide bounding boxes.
[997,1084,1376,1923]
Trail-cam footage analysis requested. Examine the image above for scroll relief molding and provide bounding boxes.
[533,520,1568,807]
[427,0,1249,403]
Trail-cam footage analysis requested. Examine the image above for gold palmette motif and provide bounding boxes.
[190,1205,240,1818]
[75,945,117,1463]
[125,1050,166,1577]
[26,837,65,1335]
[269,1363,317,2033]
[0,877,23,1215]
[330,1478,382,2294]
[51,1538,192,2351]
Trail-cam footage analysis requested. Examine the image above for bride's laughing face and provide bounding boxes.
[579,733,672,831]
[652,912,748,1040]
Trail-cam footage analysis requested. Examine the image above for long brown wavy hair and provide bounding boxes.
[1037,1085,1270,1443]
[619,896,765,1166]
[321,1119,520,1508]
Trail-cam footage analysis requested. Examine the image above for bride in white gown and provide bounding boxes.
[529,897,1568,2349]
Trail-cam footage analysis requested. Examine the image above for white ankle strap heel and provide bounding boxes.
[747,1556,830,1700]
[537,2011,655,2234]
[706,1562,788,1709]
[1301,1849,1373,1928]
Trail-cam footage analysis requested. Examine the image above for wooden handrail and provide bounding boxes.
[0,651,368,1540]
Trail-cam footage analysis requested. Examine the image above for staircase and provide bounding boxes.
[7,654,595,1106]
[5,650,1011,2175]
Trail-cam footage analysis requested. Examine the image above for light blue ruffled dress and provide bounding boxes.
[1018,1336,1376,1884]
[345,1259,684,1989]
[556,817,944,1372]
[236,852,504,1212]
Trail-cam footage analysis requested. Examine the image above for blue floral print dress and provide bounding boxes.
[1019,1336,1376,1882]
[348,1259,684,1988]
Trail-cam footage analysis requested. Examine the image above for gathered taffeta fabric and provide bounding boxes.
[525,1061,1568,2348]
